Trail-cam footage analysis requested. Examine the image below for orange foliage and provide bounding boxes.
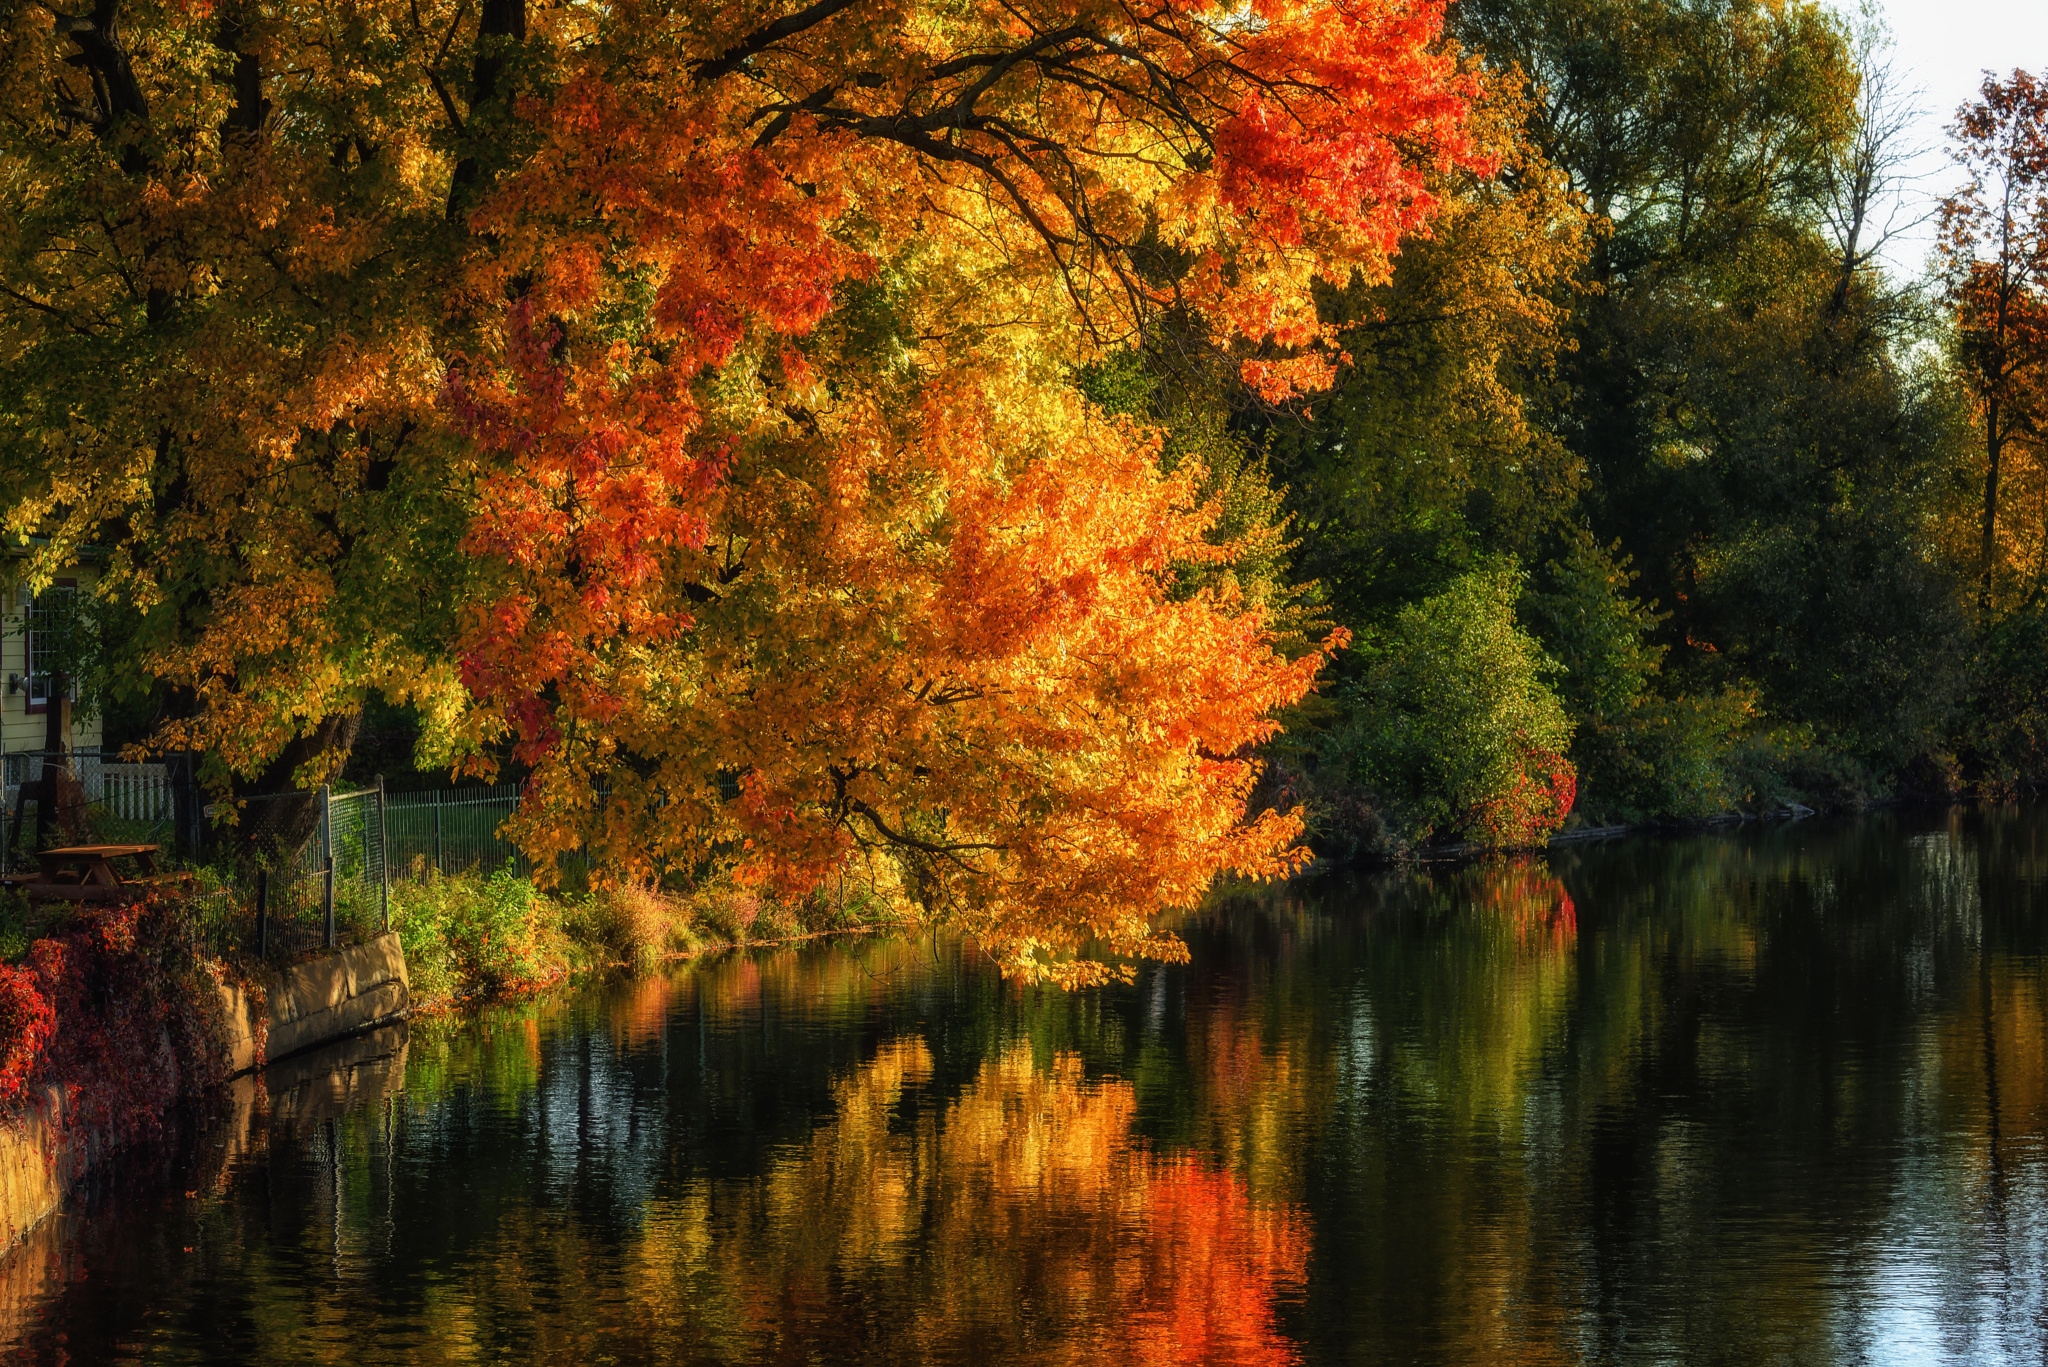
[2,0,1481,980]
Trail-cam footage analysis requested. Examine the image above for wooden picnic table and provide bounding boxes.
[15,843,165,901]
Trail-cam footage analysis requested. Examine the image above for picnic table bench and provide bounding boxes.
[3,844,185,901]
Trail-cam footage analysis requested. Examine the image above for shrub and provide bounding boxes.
[579,884,693,963]
[1523,534,1756,822]
[1332,563,1576,848]
[1552,686,1760,823]
[389,865,569,1005]
[1969,605,2048,789]
[0,888,34,964]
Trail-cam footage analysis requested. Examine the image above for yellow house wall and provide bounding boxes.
[1,565,104,758]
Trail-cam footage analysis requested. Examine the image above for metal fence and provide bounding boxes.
[386,784,528,881]
[239,783,526,960]
[3,754,530,966]
[237,782,391,961]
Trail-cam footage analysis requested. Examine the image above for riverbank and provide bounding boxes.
[0,898,248,1250]
[388,866,913,1013]
[1394,794,1974,863]
[11,806,2043,1363]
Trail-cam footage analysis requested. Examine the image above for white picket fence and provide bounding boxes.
[97,762,173,821]
[2,750,174,824]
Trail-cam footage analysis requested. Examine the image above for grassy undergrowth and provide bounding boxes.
[388,865,908,1009]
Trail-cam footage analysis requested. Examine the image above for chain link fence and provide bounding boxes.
[237,783,390,962]
[3,755,531,967]
[242,783,529,961]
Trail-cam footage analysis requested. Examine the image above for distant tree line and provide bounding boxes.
[1093,0,2048,853]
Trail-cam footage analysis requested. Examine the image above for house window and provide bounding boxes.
[23,580,78,715]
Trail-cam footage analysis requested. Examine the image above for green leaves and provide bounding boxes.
[1333,562,1574,846]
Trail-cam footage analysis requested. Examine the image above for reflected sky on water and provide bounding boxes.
[2,806,2046,1364]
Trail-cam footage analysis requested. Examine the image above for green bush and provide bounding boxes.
[1332,563,1575,847]
[389,865,569,1005]
[1523,534,1754,822]
[0,888,32,964]
[1968,606,2048,789]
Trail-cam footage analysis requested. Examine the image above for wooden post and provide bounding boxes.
[376,775,389,929]
[433,789,444,874]
[256,868,269,960]
[33,676,71,850]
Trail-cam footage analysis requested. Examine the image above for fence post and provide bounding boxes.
[433,789,444,875]
[323,857,336,950]
[256,868,269,960]
[376,775,389,930]
[319,782,333,871]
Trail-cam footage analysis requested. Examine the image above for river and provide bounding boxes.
[1,806,2045,1363]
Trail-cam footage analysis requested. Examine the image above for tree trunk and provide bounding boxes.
[231,713,362,860]
[1980,396,2003,616]
[447,0,527,217]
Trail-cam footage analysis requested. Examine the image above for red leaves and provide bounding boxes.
[0,965,54,1107]
[0,901,226,1148]
[1468,744,1578,849]
[448,69,880,768]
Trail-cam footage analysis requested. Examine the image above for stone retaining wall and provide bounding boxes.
[223,931,411,1068]
[0,933,410,1253]
[0,1091,71,1257]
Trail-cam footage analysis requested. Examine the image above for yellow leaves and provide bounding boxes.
[1,0,1478,982]
[479,333,1336,979]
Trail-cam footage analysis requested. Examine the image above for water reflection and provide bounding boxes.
[1,806,2045,1364]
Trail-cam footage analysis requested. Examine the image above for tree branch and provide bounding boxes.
[695,0,865,86]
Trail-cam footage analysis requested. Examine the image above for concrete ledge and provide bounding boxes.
[0,933,412,1256]
[0,1090,67,1252]
[223,931,412,1070]
[267,977,409,1060]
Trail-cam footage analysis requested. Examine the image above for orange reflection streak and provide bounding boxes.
[1469,861,1577,946]
[629,1041,1308,1363]
[1122,1157,1308,1366]
[614,971,674,1052]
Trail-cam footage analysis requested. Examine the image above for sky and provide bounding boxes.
[1865,0,2048,279]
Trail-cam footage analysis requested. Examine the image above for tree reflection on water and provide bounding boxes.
[2,807,2046,1365]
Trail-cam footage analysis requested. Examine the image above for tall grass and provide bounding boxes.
[387,866,907,1008]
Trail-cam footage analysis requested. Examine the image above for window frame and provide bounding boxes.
[23,578,78,716]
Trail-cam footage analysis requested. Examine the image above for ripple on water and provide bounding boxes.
[2,805,2047,1365]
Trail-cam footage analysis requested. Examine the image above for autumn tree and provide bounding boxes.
[1941,70,2048,616]
[0,0,1481,977]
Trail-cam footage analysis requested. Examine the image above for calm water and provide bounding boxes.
[3,808,2047,1364]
